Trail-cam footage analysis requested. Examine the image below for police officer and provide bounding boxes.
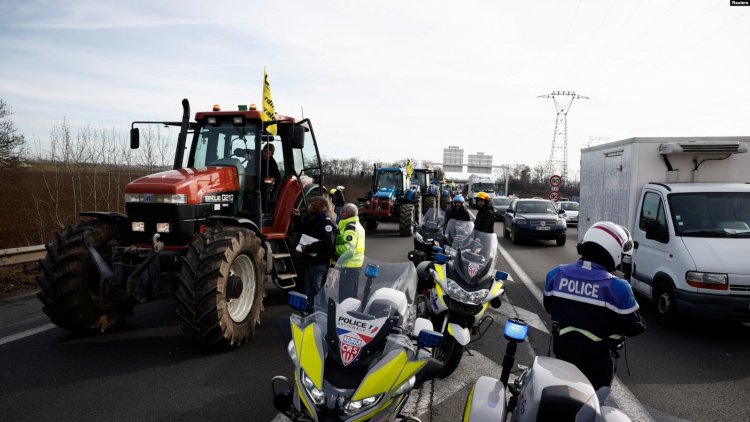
[473,192,495,234]
[443,194,471,227]
[543,221,646,390]
[332,203,365,300]
[292,196,337,308]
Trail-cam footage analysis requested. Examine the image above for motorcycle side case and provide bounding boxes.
[462,376,507,422]
[511,356,597,422]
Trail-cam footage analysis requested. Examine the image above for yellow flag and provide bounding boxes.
[262,67,277,136]
[406,159,414,180]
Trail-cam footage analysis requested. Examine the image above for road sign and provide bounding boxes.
[549,175,562,187]
[548,191,561,202]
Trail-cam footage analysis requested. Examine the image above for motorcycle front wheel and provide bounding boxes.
[433,333,463,378]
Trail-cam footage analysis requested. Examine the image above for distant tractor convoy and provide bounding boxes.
[36,99,324,347]
[358,166,422,236]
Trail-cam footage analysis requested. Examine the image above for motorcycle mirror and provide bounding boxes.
[434,253,447,264]
[365,263,380,279]
[417,329,443,348]
[288,291,308,313]
[495,270,509,281]
[503,318,528,343]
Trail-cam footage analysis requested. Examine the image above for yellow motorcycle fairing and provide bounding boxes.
[291,318,325,418]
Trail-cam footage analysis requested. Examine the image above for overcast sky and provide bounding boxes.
[1,0,749,176]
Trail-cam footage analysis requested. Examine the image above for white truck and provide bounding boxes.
[466,174,496,208]
[579,137,750,325]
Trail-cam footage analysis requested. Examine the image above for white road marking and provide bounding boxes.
[0,323,55,346]
[496,242,655,422]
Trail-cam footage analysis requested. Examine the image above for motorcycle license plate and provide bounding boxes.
[537,226,551,231]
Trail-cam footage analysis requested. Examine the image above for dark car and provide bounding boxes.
[503,199,567,246]
[491,196,512,220]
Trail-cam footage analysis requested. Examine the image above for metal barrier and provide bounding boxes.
[0,245,46,267]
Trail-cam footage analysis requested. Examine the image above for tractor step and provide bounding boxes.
[273,253,291,259]
[275,273,297,290]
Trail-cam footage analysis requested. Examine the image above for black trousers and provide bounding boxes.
[338,267,361,301]
[554,348,615,391]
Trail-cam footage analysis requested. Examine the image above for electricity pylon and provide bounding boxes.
[538,91,588,184]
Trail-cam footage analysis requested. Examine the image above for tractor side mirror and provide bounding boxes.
[130,128,140,149]
[280,125,306,149]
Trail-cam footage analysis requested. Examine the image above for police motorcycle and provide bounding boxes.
[271,252,445,422]
[463,319,632,422]
[407,208,445,265]
[415,219,508,378]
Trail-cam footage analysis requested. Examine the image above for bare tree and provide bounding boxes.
[0,99,28,170]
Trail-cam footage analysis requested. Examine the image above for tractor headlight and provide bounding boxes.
[131,221,145,232]
[343,394,382,415]
[445,279,488,305]
[156,222,171,233]
[301,370,325,405]
[124,193,187,204]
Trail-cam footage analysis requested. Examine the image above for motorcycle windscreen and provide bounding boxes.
[444,219,475,246]
[421,208,445,238]
[313,254,418,367]
[452,230,498,284]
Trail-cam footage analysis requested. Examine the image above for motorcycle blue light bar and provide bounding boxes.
[434,253,447,264]
[365,264,380,278]
[495,271,509,281]
[432,245,444,253]
[288,291,308,312]
[417,329,444,348]
[504,319,528,342]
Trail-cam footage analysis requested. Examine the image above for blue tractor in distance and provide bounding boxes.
[359,166,421,236]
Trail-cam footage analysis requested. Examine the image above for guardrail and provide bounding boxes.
[0,245,47,267]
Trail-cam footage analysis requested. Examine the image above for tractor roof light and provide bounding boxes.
[212,104,221,111]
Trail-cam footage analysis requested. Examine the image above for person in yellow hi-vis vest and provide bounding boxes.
[333,203,365,300]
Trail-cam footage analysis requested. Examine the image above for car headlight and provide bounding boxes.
[343,394,382,415]
[686,271,728,290]
[556,219,567,228]
[515,218,529,226]
[301,370,325,405]
[445,279,488,305]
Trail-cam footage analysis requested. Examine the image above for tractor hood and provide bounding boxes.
[125,167,240,204]
[376,187,397,200]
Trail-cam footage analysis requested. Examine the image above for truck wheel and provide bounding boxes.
[653,281,678,326]
[36,221,135,334]
[433,333,463,378]
[366,219,378,231]
[177,223,266,347]
[511,225,521,244]
[399,203,415,237]
[423,196,436,213]
[556,236,567,246]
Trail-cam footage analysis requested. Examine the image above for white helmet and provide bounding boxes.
[581,221,634,267]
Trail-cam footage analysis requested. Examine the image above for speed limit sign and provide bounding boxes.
[549,175,562,187]
[548,191,561,202]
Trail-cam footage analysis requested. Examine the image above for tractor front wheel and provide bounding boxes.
[36,221,135,334]
[176,223,266,347]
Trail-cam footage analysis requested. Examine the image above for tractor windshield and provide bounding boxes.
[192,121,261,173]
[376,171,404,192]
[411,172,428,191]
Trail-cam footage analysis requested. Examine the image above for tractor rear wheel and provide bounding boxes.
[36,221,135,334]
[176,223,266,347]
[399,203,415,237]
[423,196,436,213]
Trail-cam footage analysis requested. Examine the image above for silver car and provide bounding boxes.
[556,201,579,226]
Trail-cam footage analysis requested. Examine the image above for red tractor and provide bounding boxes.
[36,99,325,347]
